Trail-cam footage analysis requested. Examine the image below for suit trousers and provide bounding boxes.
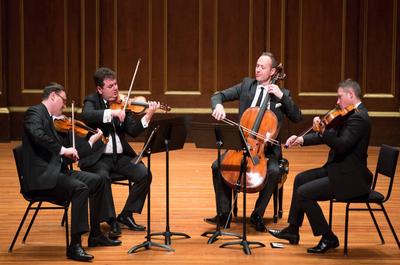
[287,167,335,236]
[87,154,152,214]
[211,156,280,217]
[30,170,106,236]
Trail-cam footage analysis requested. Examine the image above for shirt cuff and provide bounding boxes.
[103,109,112,123]
[60,146,66,155]
[141,116,149,128]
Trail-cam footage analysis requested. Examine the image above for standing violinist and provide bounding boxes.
[268,79,372,253]
[206,52,302,231]
[22,82,121,261]
[80,67,160,236]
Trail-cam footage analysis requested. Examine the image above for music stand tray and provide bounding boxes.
[147,116,192,245]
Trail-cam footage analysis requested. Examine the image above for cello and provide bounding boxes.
[220,64,285,193]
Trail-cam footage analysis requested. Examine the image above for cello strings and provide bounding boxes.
[222,118,280,146]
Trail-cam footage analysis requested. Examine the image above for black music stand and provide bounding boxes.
[149,116,191,245]
[194,122,265,254]
[219,127,265,254]
[128,126,174,253]
[192,122,242,244]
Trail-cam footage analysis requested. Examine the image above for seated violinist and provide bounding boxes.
[79,67,160,236]
[205,52,302,231]
[22,82,121,262]
[268,79,373,253]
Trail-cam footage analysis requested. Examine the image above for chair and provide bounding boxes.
[233,158,289,223]
[8,145,70,252]
[328,144,400,255]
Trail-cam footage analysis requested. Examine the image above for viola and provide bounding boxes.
[53,116,108,143]
[220,63,285,193]
[109,94,171,114]
[314,104,356,132]
[285,104,356,149]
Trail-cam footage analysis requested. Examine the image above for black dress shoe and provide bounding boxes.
[250,213,266,232]
[117,214,145,231]
[67,243,94,261]
[204,214,231,228]
[268,228,300,244]
[88,233,122,247]
[307,236,339,254]
[108,220,121,238]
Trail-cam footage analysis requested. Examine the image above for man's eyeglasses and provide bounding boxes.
[55,93,67,105]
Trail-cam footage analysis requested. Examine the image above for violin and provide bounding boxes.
[220,63,285,193]
[53,116,108,144]
[109,94,171,114]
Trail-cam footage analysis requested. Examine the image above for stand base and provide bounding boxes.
[150,231,191,245]
[201,230,242,244]
[220,240,265,255]
[127,240,174,253]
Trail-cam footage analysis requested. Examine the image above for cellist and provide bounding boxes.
[206,52,302,231]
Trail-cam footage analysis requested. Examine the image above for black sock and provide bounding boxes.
[284,224,299,234]
[70,233,81,246]
[108,217,116,225]
[322,230,336,240]
[90,224,102,238]
[120,210,132,218]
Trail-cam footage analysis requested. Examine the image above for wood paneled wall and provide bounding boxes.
[1,0,399,145]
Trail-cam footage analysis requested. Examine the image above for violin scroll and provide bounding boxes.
[271,63,286,84]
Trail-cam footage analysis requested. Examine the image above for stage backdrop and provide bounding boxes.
[1,0,399,145]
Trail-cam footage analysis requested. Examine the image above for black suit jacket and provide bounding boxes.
[79,92,146,169]
[211,77,302,159]
[303,104,373,200]
[22,103,67,192]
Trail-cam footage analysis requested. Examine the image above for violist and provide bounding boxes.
[269,79,372,254]
[206,52,302,231]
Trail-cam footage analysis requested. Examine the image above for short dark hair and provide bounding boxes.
[42,82,65,100]
[338,78,362,99]
[94,67,116,87]
[261,52,278,68]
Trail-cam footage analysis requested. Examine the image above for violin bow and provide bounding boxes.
[71,100,76,149]
[122,58,142,112]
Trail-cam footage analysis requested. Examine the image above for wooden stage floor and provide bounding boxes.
[0,142,399,264]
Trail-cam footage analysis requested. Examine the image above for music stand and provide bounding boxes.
[191,122,242,244]
[148,116,191,245]
[194,122,265,254]
[128,126,174,253]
